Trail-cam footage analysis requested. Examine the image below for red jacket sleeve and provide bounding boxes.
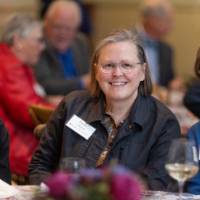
[0,59,53,128]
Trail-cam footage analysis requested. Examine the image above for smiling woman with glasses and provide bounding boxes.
[29,29,180,192]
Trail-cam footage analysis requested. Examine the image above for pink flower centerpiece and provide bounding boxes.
[35,165,142,200]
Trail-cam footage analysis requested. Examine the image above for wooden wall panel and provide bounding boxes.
[85,0,200,80]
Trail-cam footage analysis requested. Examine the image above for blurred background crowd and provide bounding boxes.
[0,0,200,82]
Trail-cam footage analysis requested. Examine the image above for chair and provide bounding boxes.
[28,104,54,125]
[29,104,54,139]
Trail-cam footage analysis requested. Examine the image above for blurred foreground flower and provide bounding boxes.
[34,165,142,200]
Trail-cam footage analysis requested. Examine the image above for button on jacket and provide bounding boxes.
[29,90,180,190]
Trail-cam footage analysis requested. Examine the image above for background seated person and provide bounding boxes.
[186,121,200,194]
[0,119,11,184]
[0,14,54,178]
[134,0,183,90]
[184,47,200,118]
[34,0,91,96]
[29,29,180,191]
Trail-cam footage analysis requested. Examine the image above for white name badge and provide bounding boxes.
[66,114,96,140]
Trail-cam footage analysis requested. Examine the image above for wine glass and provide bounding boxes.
[59,157,86,174]
[165,138,199,199]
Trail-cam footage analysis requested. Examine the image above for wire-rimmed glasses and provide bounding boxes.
[98,62,142,74]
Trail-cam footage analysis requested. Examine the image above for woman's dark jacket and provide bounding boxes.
[29,90,180,190]
[186,121,200,194]
[184,80,200,118]
[0,120,11,183]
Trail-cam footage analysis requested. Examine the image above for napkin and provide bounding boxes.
[0,179,18,198]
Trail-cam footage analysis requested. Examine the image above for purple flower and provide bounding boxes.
[79,168,103,184]
[45,171,74,199]
[39,165,142,200]
[111,165,129,174]
[110,170,141,200]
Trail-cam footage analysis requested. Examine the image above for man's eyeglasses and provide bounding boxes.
[98,62,142,74]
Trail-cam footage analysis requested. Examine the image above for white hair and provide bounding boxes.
[45,0,81,24]
[1,14,41,45]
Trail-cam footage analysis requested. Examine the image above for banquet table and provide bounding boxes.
[12,185,200,200]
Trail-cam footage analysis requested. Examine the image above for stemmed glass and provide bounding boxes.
[59,157,86,174]
[165,138,199,199]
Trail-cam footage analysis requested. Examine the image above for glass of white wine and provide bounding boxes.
[165,138,199,199]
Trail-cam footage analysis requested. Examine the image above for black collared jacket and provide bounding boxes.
[29,90,180,190]
[0,120,11,183]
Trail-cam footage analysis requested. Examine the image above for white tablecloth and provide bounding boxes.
[13,186,200,200]
[142,191,200,200]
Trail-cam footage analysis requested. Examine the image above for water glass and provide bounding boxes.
[59,157,86,174]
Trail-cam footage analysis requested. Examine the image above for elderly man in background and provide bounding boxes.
[134,0,182,89]
[34,0,91,97]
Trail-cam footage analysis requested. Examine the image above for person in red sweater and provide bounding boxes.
[0,14,54,177]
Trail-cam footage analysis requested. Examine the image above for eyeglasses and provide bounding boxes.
[98,62,142,74]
